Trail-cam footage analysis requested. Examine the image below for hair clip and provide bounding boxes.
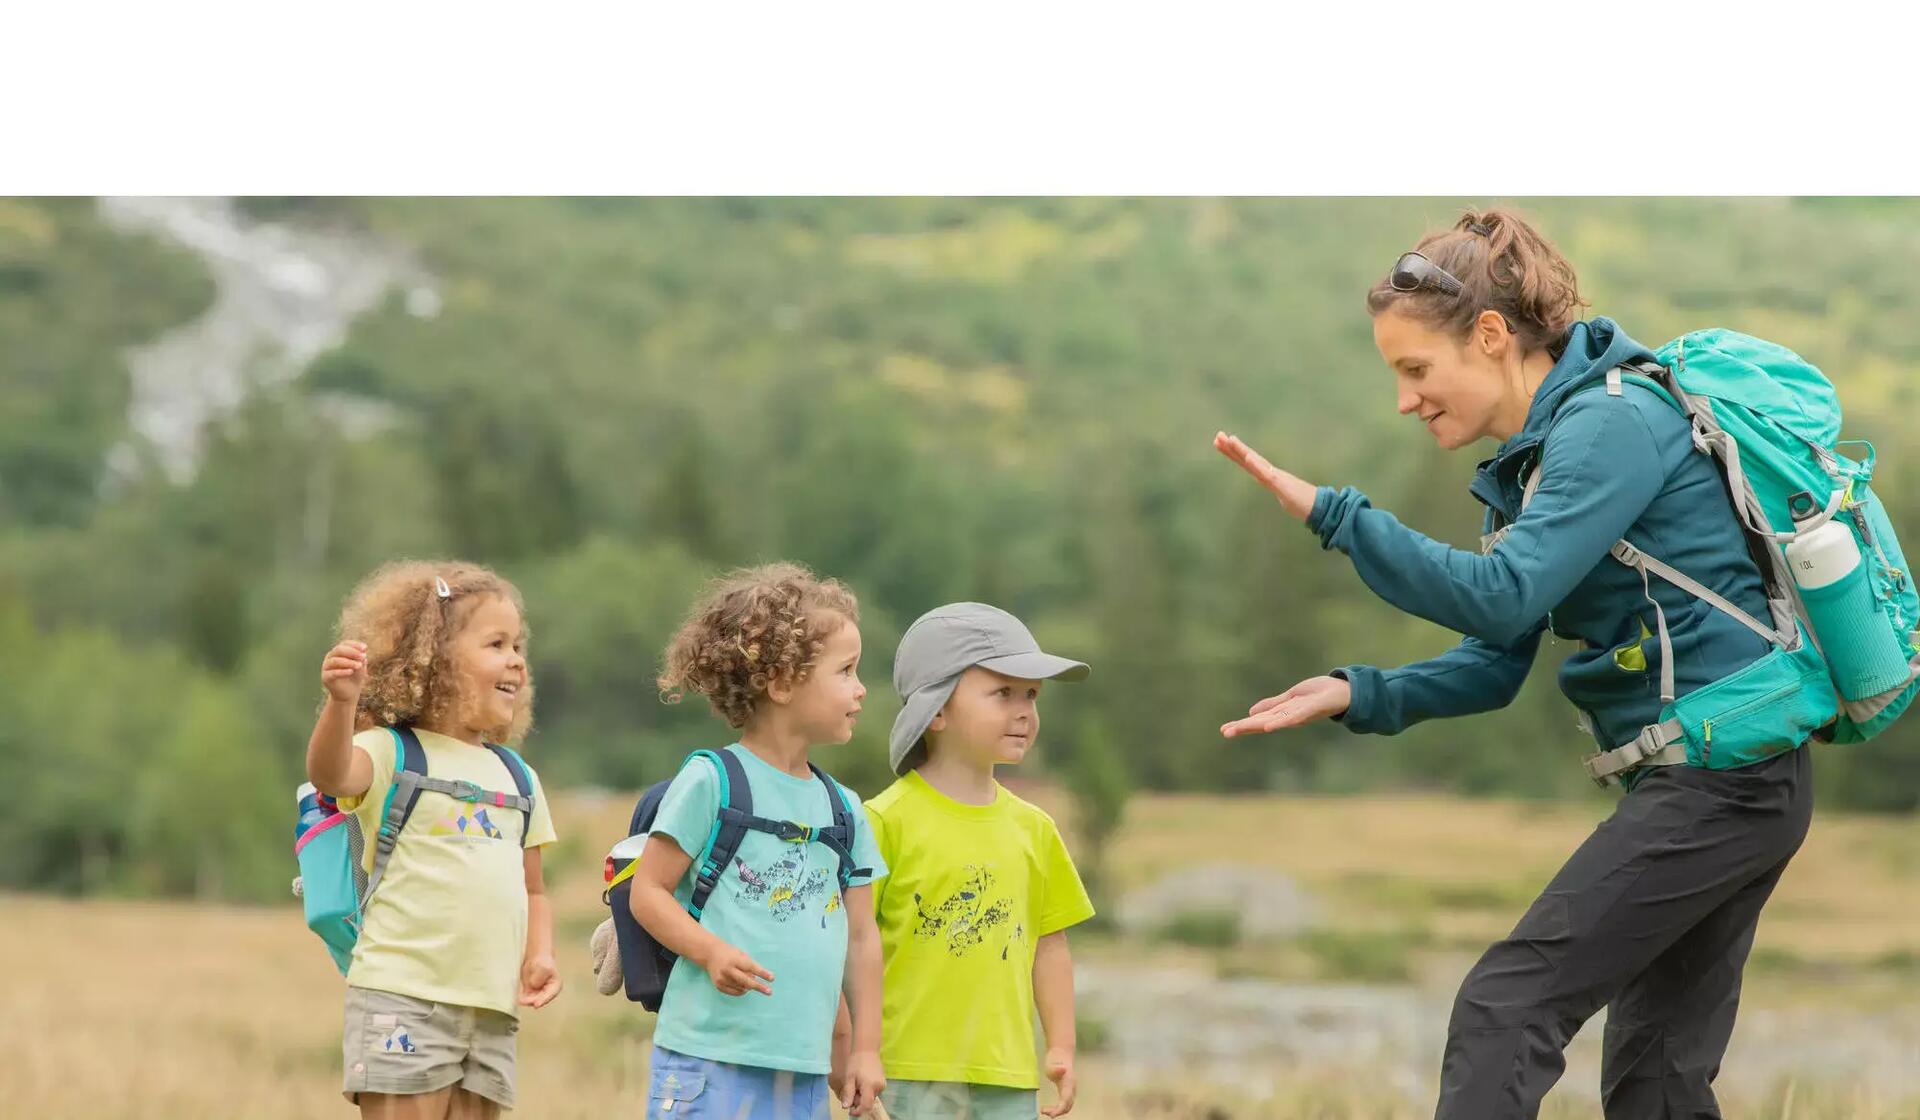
[435,577,452,599]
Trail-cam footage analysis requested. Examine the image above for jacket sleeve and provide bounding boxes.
[1305,393,1664,645]
[1331,624,1545,736]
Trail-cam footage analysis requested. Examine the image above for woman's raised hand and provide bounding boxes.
[1213,431,1319,522]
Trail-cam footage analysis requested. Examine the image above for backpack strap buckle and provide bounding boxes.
[1582,719,1687,787]
[448,780,485,803]
[773,821,813,843]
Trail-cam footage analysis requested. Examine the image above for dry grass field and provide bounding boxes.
[5,788,1916,1118]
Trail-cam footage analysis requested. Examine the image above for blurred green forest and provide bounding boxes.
[3,196,1918,903]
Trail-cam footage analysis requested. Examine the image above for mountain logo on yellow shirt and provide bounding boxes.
[912,864,1024,960]
[428,801,507,840]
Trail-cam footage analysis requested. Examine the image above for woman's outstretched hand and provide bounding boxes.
[1214,431,1320,523]
[1215,432,1344,736]
[1221,676,1352,738]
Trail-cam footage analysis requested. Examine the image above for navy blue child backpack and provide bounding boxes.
[602,748,866,1010]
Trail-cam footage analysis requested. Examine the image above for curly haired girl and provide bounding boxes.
[631,562,889,1119]
[306,560,559,1119]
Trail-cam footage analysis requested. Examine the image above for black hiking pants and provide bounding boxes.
[1433,745,1813,1120]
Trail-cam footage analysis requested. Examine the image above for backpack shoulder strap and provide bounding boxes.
[361,726,431,913]
[483,743,537,848]
[1579,365,1793,701]
[394,724,430,774]
[1563,364,1681,414]
[1614,369,1681,412]
[688,748,752,919]
[807,764,868,889]
[1479,447,1546,555]
[1510,365,1679,521]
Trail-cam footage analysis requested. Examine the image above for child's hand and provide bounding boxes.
[321,640,369,703]
[840,1049,885,1116]
[518,951,562,1008]
[1042,1048,1076,1117]
[701,942,774,997]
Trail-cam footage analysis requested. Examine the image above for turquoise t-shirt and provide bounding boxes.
[649,744,887,1074]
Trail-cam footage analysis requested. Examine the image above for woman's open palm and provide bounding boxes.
[1220,675,1352,738]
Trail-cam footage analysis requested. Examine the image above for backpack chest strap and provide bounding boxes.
[1480,464,1544,556]
[410,775,533,814]
[715,806,867,885]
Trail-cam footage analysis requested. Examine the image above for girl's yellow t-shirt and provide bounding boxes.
[865,770,1095,1089]
[339,727,557,1016]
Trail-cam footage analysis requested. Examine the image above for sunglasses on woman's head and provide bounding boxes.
[1388,251,1464,296]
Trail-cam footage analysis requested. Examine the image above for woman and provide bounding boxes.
[1215,208,1814,1119]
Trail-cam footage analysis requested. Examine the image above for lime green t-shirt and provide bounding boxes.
[339,727,557,1017]
[865,770,1095,1089]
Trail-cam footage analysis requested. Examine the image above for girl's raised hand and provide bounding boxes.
[321,640,369,703]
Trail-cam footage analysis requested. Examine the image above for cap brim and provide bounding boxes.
[977,650,1090,683]
[889,676,962,776]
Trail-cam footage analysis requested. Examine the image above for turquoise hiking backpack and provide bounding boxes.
[293,726,536,974]
[1527,330,1920,784]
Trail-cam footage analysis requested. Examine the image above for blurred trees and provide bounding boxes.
[4,196,1917,902]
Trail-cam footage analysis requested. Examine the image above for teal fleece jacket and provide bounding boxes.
[1308,317,1773,749]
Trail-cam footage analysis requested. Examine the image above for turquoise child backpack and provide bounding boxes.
[293,725,536,973]
[1521,330,1920,784]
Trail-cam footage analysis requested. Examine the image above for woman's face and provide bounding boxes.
[1371,308,1513,450]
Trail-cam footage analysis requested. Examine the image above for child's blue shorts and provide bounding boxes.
[647,1045,832,1120]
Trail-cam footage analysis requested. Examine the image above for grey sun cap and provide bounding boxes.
[888,602,1089,775]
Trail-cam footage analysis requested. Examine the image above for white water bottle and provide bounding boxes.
[1787,491,1909,700]
[1785,508,1862,592]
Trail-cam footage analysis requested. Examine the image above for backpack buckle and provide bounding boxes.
[450,780,484,803]
[774,821,812,843]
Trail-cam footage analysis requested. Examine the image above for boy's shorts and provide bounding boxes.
[647,1045,831,1120]
[884,1079,1040,1120]
[341,986,518,1108]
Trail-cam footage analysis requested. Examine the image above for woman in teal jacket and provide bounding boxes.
[1217,208,1814,1120]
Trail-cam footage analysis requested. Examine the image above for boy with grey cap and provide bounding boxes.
[860,603,1095,1119]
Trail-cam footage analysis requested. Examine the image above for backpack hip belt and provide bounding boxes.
[1581,717,1688,787]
